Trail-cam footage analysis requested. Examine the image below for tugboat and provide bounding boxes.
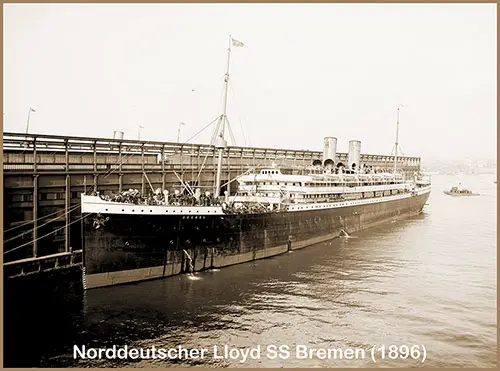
[443,183,479,196]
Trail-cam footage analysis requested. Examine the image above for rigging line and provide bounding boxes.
[173,119,219,189]
[194,120,221,185]
[183,115,221,145]
[101,74,228,180]
[210,116,222,145]
[39,85,226,182]
[100,128,197,180]
[398,144,405,156]
[391,145,405,157]
[228,80,247,143]
[189,88,230,187]
[194,151,212,185]
[189,77,226,147]
[200,77,227,145]
[103,79,228,180]
[175,78,226,148]
[4,213,91,255]
[209,118,219,144]
[240,117,249,147]
[228,80,248,147]
[102,140,164,180]
[102,143,153,180]
[225,116,237,146]
[4,202,81,233]
[4,203,81,243]
[100,150,138,180]
[220,163,264,189]
[193,121,221,185]
[215,77,226,121]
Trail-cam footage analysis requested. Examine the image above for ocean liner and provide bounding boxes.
[80,37,431,289]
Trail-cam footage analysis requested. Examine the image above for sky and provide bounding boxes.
[3,3,497,160]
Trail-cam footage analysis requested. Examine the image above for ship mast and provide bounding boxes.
[392,104,403,174]
[214,35,234,198]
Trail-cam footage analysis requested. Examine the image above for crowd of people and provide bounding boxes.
[222,202,274,215]
[91,188,221,207]
[86,188,279,214]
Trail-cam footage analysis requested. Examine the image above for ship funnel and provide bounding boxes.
[347,140,361,171]
[322,137,337,168]
[113,130,124,140]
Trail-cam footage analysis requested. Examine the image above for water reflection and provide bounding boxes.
[5,175,497,368]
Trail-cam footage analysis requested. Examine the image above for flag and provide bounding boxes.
[231,38,244,47]
[139,125,144,129]
[30,107,36,112]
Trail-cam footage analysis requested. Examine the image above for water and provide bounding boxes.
[5,174,496,367]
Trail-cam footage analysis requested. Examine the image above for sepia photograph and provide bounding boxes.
[2,2,497,368]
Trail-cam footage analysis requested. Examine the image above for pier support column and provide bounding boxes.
[32,175,38,258]
[65,174,71,252]
[141,144,145,194]
[161,145,166,192]
[118,142,123,193]
[191,148,194,183]
[180,147,184,183]
[240,149,243,174]
[93,174,98,193]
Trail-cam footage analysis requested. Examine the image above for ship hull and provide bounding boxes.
[443,191,479,196]
[82,191,430,289]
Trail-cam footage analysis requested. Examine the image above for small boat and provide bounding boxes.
[443,184,479,196]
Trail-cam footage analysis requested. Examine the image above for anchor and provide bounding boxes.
[93,213,109,229]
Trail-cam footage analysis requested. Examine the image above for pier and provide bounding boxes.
[2,132,421,279]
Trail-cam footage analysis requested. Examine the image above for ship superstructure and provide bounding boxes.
[232,167,416,210]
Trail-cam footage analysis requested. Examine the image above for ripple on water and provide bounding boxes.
[10,175,498,368]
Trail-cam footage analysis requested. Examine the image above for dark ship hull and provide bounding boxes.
[82,191,430,289]
[443,191,479,196]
